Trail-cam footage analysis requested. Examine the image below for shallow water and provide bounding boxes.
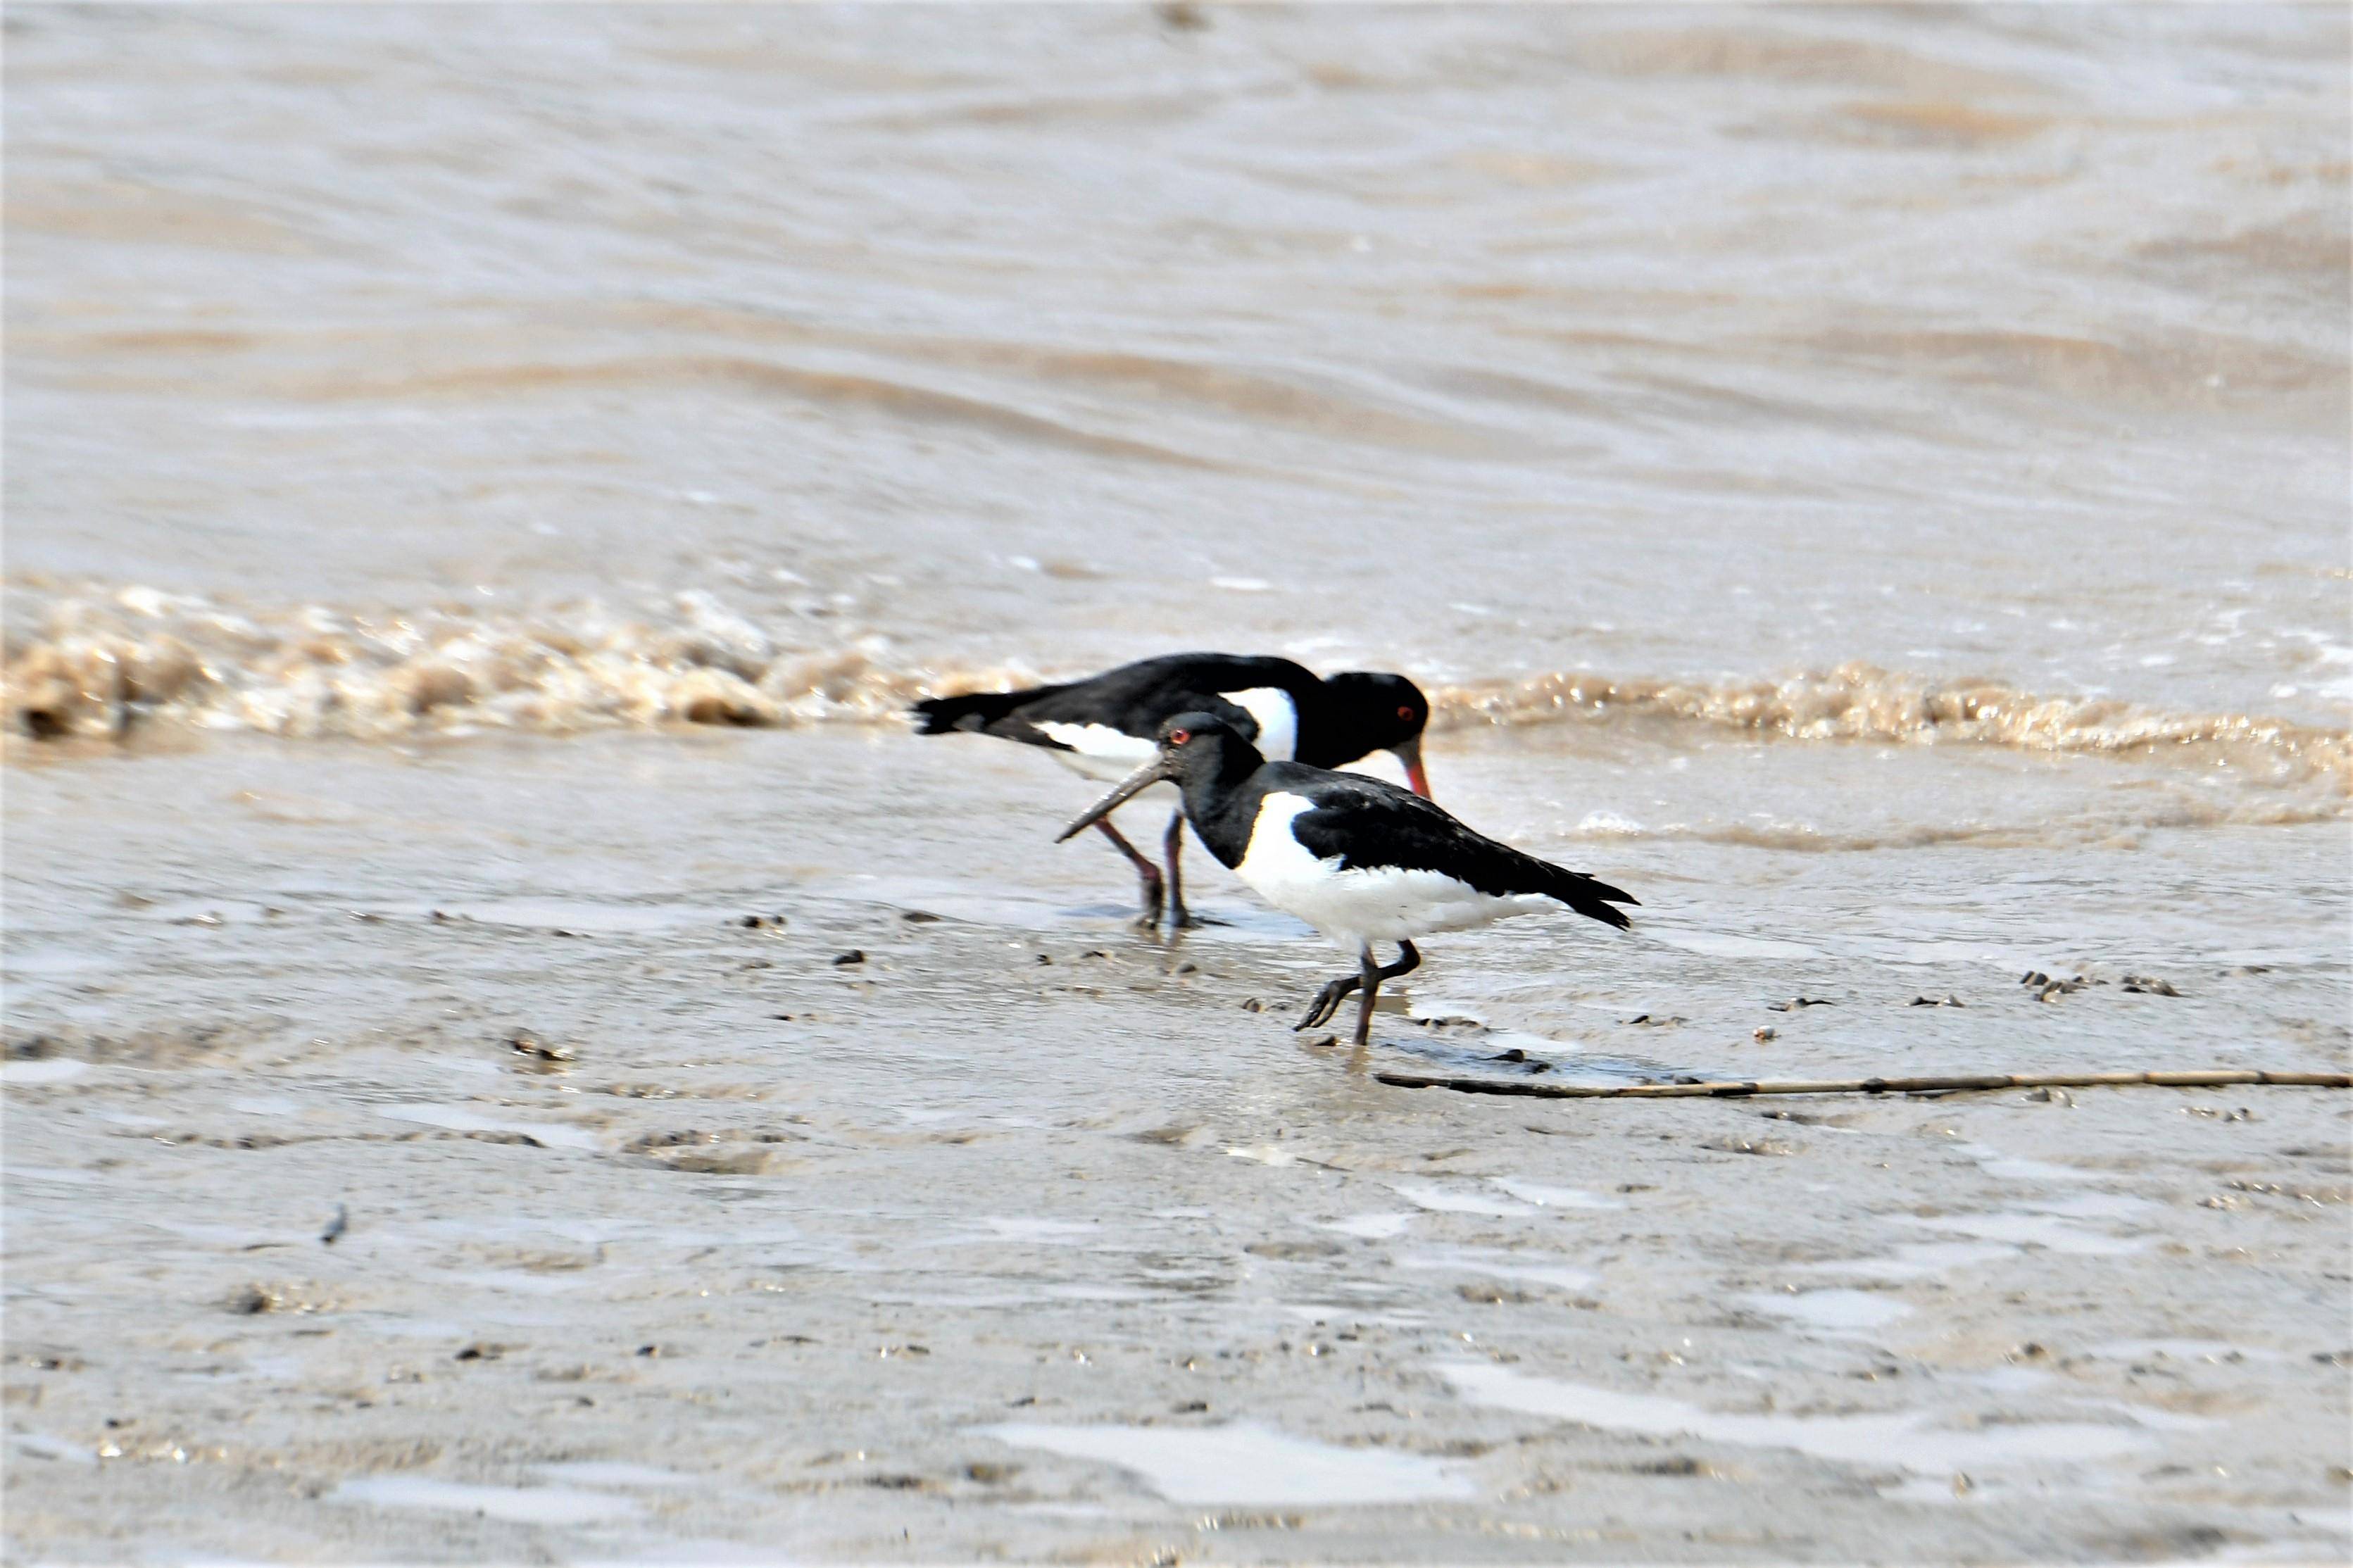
[1438,1361,2164,1476]
[979,1420,1478,1506]
[330,1474,644,1527]
[4,4,2348,787]
[4,5,2349,1562]
[1733,1287,1912,1336]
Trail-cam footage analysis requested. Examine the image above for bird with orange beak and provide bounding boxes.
[912,653,1431,928]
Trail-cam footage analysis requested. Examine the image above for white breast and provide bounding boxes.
[1217,687,1298,761]
[1235,792,1552,953]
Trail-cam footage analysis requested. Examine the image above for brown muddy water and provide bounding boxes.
[5,4,2349,1563]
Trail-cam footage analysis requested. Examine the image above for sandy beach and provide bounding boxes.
[6,4,2349,1561]
[7,725,2349,1561]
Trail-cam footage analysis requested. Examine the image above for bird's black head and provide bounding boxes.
[1315,672,1433,796]
[1055,713,1261,846]
[1151,711,1263,784]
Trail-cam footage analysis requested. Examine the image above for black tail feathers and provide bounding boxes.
[1545,866,1640,931]
[908,684,1064,736]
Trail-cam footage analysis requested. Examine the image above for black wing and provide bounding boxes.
[917,653,1316,749]
[909,681,1075,736]
[1017,653,1313,735]
[1270,765,1639,931]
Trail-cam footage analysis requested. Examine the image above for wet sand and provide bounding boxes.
[6,727,2347,1562]
[6,5,2349,1559]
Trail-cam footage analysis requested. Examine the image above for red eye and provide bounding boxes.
[1168,729,1191,745]
[1397,705,1414,720]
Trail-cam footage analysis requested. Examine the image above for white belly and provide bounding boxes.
[1033,721,1155,783]
[1234,793,1550,951]
[1031,690,1293,782]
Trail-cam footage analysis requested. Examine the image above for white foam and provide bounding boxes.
[1574,810,1646,836]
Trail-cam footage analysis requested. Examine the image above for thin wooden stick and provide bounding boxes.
[1375,1068,2353,1101]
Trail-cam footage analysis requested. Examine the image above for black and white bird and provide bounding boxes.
[912,653,1432,928]
[1058,713,1636,1050]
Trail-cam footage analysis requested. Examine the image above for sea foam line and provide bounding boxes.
[6,582,2346,796]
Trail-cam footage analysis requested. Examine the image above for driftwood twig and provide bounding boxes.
[1375,1068,2353,1101]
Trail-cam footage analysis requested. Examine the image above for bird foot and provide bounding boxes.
[1293,977,1355,1032]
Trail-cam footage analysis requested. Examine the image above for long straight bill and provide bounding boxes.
[1055,756,1176,842]
[1394,736,1432,798]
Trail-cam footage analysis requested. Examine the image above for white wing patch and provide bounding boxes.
[1235,791,1548,951]
[1031,720,1157,783]
[1217,687,1298,761]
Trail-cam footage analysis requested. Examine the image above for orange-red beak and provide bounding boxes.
[1395,736,1431,798]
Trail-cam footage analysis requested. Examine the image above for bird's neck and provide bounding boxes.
[1289,686,1340,767]
[1179,754,1267,870]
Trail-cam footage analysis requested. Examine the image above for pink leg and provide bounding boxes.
[1095,817,1164,926]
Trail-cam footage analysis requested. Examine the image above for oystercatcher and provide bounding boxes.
[1057,713,1636,1050]
[912,653,1431,927]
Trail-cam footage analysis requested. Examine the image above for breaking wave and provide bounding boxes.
[1433,665,2349,791]
[4,583,968,741]
[6,582,2347,798]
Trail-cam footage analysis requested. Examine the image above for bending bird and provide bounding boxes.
[914,653,1431,927]
[1058,713,1636,1050]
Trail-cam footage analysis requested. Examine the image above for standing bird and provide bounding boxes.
[1058,713,1636,1050]
[911,653,1432,928]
